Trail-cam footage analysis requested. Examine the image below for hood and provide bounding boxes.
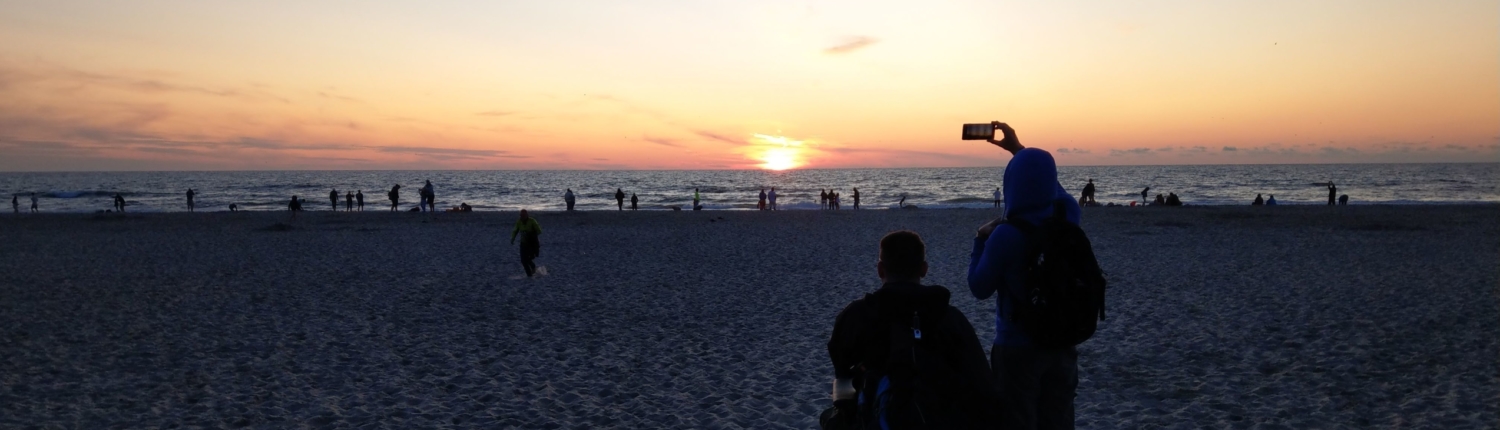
[1003,148,1062,222]
[872,282,952,318]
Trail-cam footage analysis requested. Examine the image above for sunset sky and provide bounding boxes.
[1,0,1496,171]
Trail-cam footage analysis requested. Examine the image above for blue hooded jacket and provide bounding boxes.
[967,148,1081,347]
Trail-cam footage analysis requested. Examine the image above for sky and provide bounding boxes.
[0,0,1496,171]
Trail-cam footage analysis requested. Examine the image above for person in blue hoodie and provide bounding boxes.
[969,122,1082,430]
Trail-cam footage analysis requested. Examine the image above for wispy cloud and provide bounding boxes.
[1109,148,1153,156]
[642,136,683,148]
[694,130,744,145]
[824,36,879,55]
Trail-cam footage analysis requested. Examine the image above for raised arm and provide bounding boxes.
[986,122,1025,155]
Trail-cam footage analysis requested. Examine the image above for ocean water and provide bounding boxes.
[2,164,1497,213]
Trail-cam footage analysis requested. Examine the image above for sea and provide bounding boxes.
[2,163,1497,213]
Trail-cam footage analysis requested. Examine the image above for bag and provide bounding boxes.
[1005,201,1108,349]
[856,298,974,429]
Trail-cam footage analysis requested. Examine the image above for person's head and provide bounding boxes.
[519,209,530,221]
[426,180,431,184]
[1088,178,1093,183]
[877,231,928,283]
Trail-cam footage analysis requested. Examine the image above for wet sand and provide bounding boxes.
[1,205,1496,428]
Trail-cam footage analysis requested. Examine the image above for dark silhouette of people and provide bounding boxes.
[630,193,639,210]
[511,210,543,277]
[1153,193,1165,205]
[1253,194,1265,205]
[1141,187,1150,204]
[1266,195,1278,205]
[1165,192,1182,206]
[758,188,767,210]
[11,195,17,213]
[186,189,196,212]
[1327,182,1337,205]
[564,189,576,211]
[852,188,861,210]
[30,193,37,212]
[345,191,353,211]
[330,189,339,211]
[823,231,999,429]
[993,187,1002,208]
[693,188,701,210]
[229,203,238,212]
[898,194,907,208]
[356,190,364,211]
[421,180,436,213]
[288,195,302,219]
[388,185,400,211]
[615,188,625,210]
[1339,194,1349,205]
[1081,179,1096,205]
[113,194,125,212]
[768,187,778,210]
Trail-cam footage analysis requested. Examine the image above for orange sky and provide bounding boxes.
[1,0,1496,171]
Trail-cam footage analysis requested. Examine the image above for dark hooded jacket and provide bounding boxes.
[967,148,1081,347]
[827,281,998,428]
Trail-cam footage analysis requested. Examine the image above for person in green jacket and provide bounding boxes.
[511,210,543,277]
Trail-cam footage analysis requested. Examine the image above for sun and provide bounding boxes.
[749,133,807,170]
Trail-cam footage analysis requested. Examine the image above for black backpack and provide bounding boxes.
[854,295,982,430]
[1005,202,1108,349]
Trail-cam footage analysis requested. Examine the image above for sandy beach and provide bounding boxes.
[1,205,1496,428]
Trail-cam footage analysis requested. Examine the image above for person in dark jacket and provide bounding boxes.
[824,231,998,430]
[510,210,543,277]
[1252,194,1264,205]
[388,185,400,212]
[970,123,1083,430]
[615,188,626,211]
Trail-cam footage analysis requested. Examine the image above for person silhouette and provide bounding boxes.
[768,187,778,210]
[345,191,354,211]
[1327,182,1337,205]
[820,189,828,210]
[1252,194,1264,205]
[758,188,767,210]
[1266,195,1278,206]
[993,187,1002,208]
[693,188,701,210]
[899,194,907,208]
[1339,194,1348,205]
[388,184,401,211]
[615,188,625,211]
[30,193,38,212]
[852,188,861,210]
[115,194,126,212]
[288,195,302,219]
[186,189,196,212]
[330,189,340,211]
[11,195,17,213]
[1140,187,1150,205]
[356,190,364,211]
[564,188,576,211]
[631,193,639,210]
[511,210,543,277]
[1081,179,1096,205]
[1153,193,1165,205]
[422,180,436,213]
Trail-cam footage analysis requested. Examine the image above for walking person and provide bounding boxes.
[13,195,19,213]
[345,191,354,211]
[852,188,860,210]
[564,188,576,211]
[693,188,701,210]
[388,184,401,211]
[356,190,364,211]
[630,193,639,210]
[768,187,778,210]
[114,194,126,212]
[820,189,829,210]
[1140,187,1150,205]
[615,188,625,211]
[510,210,543,278]
[30,193,38,213]
[330,189,340,211]
[186,189,196,212]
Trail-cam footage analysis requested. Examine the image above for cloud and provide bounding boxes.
[1156,146,1174,152]
[642,136,683,148]
[1222,146,1238,152]
[821,147,978,163]
[1109,148,1153,156]
[376,146,509,157]
[824,36,879,55]
[1054,147,1091,154]
[694,130,744,145]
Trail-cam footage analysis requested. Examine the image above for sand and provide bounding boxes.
[1,205,1496,428]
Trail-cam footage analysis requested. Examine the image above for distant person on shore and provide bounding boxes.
[13,195,19,213]
[330,189,339,211]
[1165,192,1182,206]
[186,189,196,212]
[510,210,543,278]
[759,188,767,210]
[631,193,639,210]
[356,190,364,211]
[993,187,1002,208]
[564,189,576,211]
[345,191,353,211]
[388,185,401,211]
[852,188,861,210]
[1081,179,1096,205]
[229,203,238,212]
[615,188,625,210]
[1140,187,1150,205]
[898,194,907,209]
[768,187,778,210]
[1339,195,1348,205]
[822,231,999,429]
[832,190,840,210]
[421,180,436,213]
[1327,182,1337,206]
[30,193,38,213]
[693,188,701,210]
[288,195,302,219]
[969,129,1097,430]
[1153,194,1165,206]
[114,194,125,212]
[1253,194,1264,205]
[1266,195,1278,206]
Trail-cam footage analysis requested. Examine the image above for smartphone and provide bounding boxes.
[962,123,994,140]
